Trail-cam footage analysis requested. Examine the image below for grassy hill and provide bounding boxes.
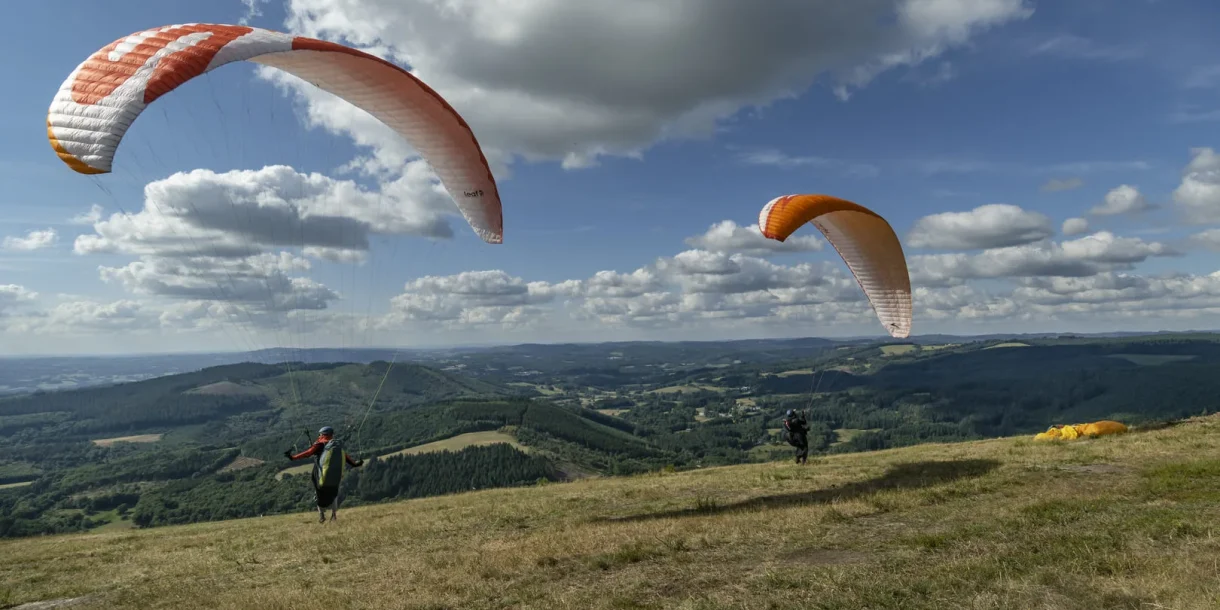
[0,361,506,438]
[0,361,526,537]
[0,360,506,443]
[276,430,526,479]
[4,416,1220,609]
[9,334,1220,544]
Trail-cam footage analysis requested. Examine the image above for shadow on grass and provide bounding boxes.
[595,458,1002,524]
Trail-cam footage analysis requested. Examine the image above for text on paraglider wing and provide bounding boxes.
[464,189,485,198]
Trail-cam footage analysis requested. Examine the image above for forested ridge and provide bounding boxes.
[3,335,1219,538]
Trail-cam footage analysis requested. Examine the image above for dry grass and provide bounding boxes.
[761,369,813,378]
[831,428,879,446]
[275,464,313,480]
[277,431,525,480]
[596,409,630,417]
[984,342,1030,349]
[187,382,264,396]
[381,431,524,458]
[648,385,726,394]
[880,345,917,356]
[0,480,32,490]
[775,369,813,378]
[507,383,563,396]
[218,457,265,474]
[8,417,1220,609]
[90,434,163,447]
[921,343,958,351]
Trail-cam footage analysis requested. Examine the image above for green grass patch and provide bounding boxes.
[276,430,525,480]
[831,428,879,446]
[880,344,917,356]
[90,434,163,447]
[1140,459,1220,502]
[647,385,726,394]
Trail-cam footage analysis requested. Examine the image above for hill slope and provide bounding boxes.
[4,416,1220,609]
[10,335,1220,540]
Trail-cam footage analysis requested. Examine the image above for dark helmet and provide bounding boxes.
[785,409,796,418]
[319,426,335,437]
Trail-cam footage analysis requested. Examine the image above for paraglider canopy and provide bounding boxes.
[1033,420,1128,441]
[758,194,912,338]
[47,22,503,244]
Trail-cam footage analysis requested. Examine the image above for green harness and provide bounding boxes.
[312,439,348,490]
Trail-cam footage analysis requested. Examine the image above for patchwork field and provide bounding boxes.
[880,344,917,356]
[90,434,164,447]
[647,384,727,394]
[277,431,525,480]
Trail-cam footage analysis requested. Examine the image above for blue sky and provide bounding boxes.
[2,0,1220,355]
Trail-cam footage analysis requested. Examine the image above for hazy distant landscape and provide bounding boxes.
[4,331,1217,539]
[0,330,1195,395]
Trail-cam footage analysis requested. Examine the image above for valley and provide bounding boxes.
[2,332,1218,538]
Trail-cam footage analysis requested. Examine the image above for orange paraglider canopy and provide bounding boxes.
[758,194,912,338]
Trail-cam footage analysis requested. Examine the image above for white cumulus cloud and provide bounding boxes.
[910,231,1177,287]
[239,0,268,24]
[68,165,474,325]
[70,204,104,226]
[1174,147,1220,225]
[1090,184,1152,216]
[907,204,1053,250]
[0,285,37,316]
[388,270,560,329]
[3,229,58,252]
[264,0,1033,173]
[684,220,824,256]
[1061,217,1089,236]
[32,144,1220,348]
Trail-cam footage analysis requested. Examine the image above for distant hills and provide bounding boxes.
[6,332,1220,539]
[4,330,1217,395]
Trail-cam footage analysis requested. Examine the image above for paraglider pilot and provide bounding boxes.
[782,410,810,465]
[286,426,364,523]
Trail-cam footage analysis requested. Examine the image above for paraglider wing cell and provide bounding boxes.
[758,194,912,338]
[47,23,502,244]
[1081,420,1128,437]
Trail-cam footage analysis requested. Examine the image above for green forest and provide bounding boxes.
[2,333,1217,539]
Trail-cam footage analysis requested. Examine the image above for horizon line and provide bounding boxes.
[2,328,1217,359]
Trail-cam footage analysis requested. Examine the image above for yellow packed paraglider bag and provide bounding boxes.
[1033,427,1062,440]
[1031,420,1129,441]
[1081,420,1128,437]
